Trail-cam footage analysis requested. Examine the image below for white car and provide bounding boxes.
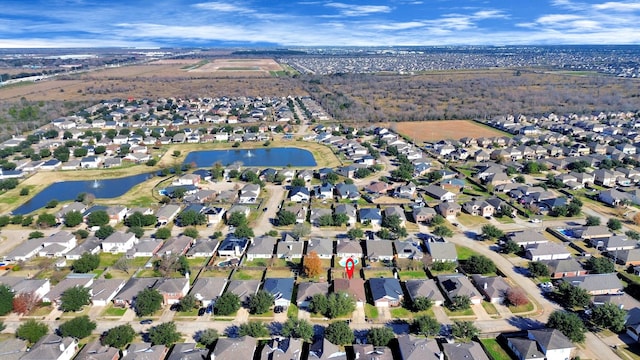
[529,218,542,223]
[539,282,553,292]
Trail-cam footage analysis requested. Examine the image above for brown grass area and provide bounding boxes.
[387,120,505,142]
[190,58,282,74]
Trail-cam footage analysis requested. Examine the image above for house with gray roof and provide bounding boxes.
[90,278,126,306]
[561,273,623,295]
[397,334,441,360]
[122,343,167,360]
[334,204,357,225]
[102,231,137,253]
[336,240,363,259]
[4,237,45,262]
[394,239,424,260]
[509,230,549,247]
[65,236,101,260]
[126,238,163,258]
[352,344,393,360]
[334,183,360,199]
[436,274,483,305]
[276,238,304,260]
[525,242,571,261]
[592,235,635,251]
[471,274,510,304]
[21,335,77,360]
[405,279,445,307]
[261,338,303,360]
[412,206,436,223]
[542,258,587,279]
[44,277,93,304]
[424,185,456,202]
[246,235,276,261]
[218,236,250,257]
[167,343,208,360]
[442,342,489,360]
[308,338,346,360]
[212,336,257,360]
[425,241,457,262]
[296,282,329,308]
[225,280,261,305]
[383,206,407,226]
[74,341,118,360]
[263,277,295,307]
[189,277,227,307]
[369,278,404,307]
[186,238,219,258]
[0,277,51,299]
[616,248,640,266]
[306,237,333,259]
[366,240,394,262]
[436,202,461,220]
[0,339,26,360]
[309,207,332,227]
[512,328,576,360]
[155,204,181,225]
[156,235,193,257]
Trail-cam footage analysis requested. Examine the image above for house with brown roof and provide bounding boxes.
[75,341,119,360]
[542,258,587,279]
[333,278,366,308]
[471,274,511,304]
[436,274,483,305]
[21,335,77,360]
[405,279,445,307]
[122,343,167,360]
[397,335,441,360]
[297,282,329,309]
[212,336,257,360]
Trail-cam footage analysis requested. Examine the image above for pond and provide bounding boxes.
[183,147,317,168]
[12,172,154,215]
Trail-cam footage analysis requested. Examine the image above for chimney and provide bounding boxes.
[483,283,488,290]
[59,343,65,352]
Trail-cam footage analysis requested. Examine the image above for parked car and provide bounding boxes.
[198,308,206,316]
[274,306,284,313]
[140,319,153,325]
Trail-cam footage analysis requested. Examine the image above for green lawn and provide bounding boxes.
[479,338,512,360]
[99,253,123,267]
[455,245,481,261]
[363,269,395,279]
[444,307,475,317]
[266,268,295,278]
[287,305,299,318]
[365,304,379,320]
[508,302,534,314]
[243,259,269,267]
[390,307,411,318]
[482,302,499,316]
[397,270,427,280]
[231,269,264,280]
[103,306,127,317]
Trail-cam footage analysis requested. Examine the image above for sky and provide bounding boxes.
[1,0,640,48]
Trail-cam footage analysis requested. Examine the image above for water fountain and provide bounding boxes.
[246,149,254,158]
[91,179,100,189]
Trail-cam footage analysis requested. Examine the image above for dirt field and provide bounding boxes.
[387,120,505,142]
[189,58,282,75]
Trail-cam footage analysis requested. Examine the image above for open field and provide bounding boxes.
[188,58,283,76]
[386,120,505,142]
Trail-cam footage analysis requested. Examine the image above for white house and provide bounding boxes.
[102,232,138,253]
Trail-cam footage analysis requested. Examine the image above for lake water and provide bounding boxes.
[12,172,154,215]
[183,147,317,168]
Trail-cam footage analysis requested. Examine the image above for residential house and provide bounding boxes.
[309,207,332,227]
[306,238,334,259]
[283,203,307,224]
[507,328,575,360]
[542,258,588,279]
[616,248,640,266]
[296,282,329,308]
[102,232,138,253]
[186,238,219,258]
[462,199,495,217]
[334,204,357,226]
[576,226,612,240]
[413,207,437,223]
[39,231,77,257]
[289,186,311,202]
[509,230,549,247]
[333,278,366,308]
[397,335,441,360]
[424,185,456,202]
[352,344,393,360]
[155,204,181,226]
[394,239,424,260]
[592,235,635,251]
[308,338,347,360]
[90,278,126,306]
[44,277,93,304]
[0,277,51,299]
[167,343,209,360]
[425,242,457,263]
[365,240,394,262]
[114,277,189,307]
[335,183,360,199]
[122,344,167,360]
[471,274,510,304]
[383,206,407,227]
[203,207,226,225]
[239,183,260,203]
[594,169,617,187]
[336,240,363,259]
[442,342,490,360]
[261,338,303,360]
[75,341,119,360]
[189,277,226,307]
[405,279,445,307]
[225,280,260,304]
[126,238,163,258]
[561,273,623,295]
[369,278,404,307]
[246,235,276,261]
[156,235,194,257]
[359,207,383,226]
[436,202,461,220]
[276,238,304,260]
[436,274,483,305]
[365,181,391,195]
[599,188,631,206]
[218,236,250,258]
[394,182,417,199]
[20,335,77,360]
[226,205,250,221]
[263,277,295,308]
[315,183,334,199]
[525,243,571,261]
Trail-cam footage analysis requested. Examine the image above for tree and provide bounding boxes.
[58,315,96,339]
[591,302,627,332]
[197,328,219,348]
[506,288,530,306]
[586,257,615,274]
[277,210,297,226]
[451,320,479,340]
[12,292,39,315]
[113,257,133,274]
[547,310,586,342]
[449,295,471,311]
[412,296,433,311]
[178,210,206,227]
[102,324,136,348]
[431,261,457,272]
[346,228,364,240]
[291,178,305,187]
[412,315,440,336]
[317,214,334,227]
[555,282,590,308]
[248,290,274,314]
[227,212,248,227]
[382,215,402,232]
[433,225,453,237]
[292,223,311,239]
[128,226,145,238]
[183,228,199,239]
[281,318,313,342]
[86,210,109,227]
[155,227,171,240]
[502,240,521,254]
[628,230,640,240]
[239,321,270,338]
[178,294,198,312]
[0,285,13,315]
[528,261,550,278]
[333,213,349,226]
[149,322,181,346]
[235,224,254,239]
[308,293,329,315]
[325,321,354,345]
[586,215,601,226]
[481,224,504,240]
[36,213,57,228]
[28,231,44,239]
[607,218,622,231]
[134,288,163,316]
[95,225,115,240]
[64,211,83,227]
[16,319,48,344]
[125,212,157,227]
[303,251,323,278]
[462,255,496,274]
[214,292,241,316]
[73,252,100,273]
[60,286,91,312]
[367,327,395,346]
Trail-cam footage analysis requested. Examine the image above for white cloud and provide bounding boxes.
[593,1,640,11]
[369,21,426,30]
[192,2,255,13]
[325,2,392,17]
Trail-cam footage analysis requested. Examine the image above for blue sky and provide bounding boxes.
[1,0,640,48]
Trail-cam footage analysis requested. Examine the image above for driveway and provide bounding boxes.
[253,184,286,235]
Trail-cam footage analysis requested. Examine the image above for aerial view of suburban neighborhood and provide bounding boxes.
[3,2,640,360]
